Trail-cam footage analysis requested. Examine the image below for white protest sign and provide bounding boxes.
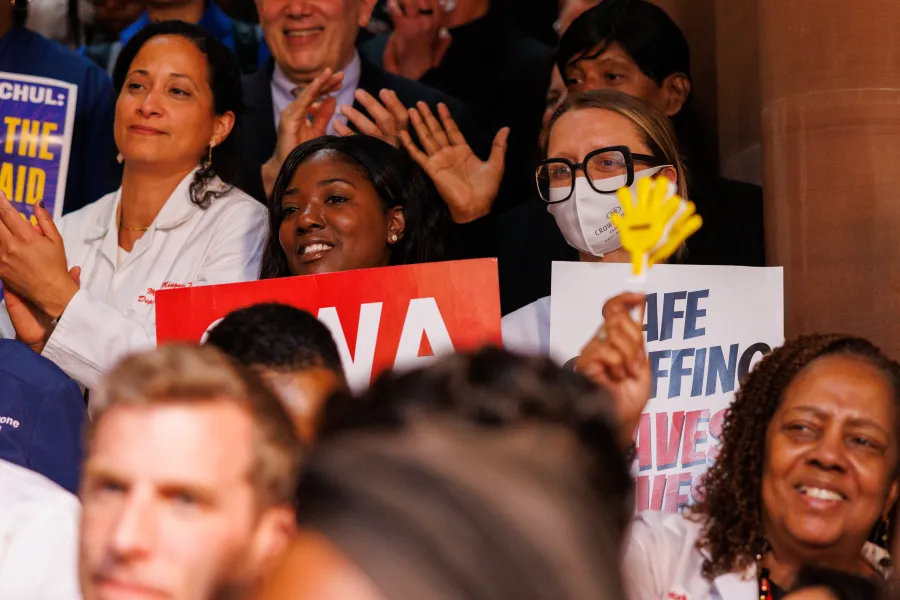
[550,262,784,513]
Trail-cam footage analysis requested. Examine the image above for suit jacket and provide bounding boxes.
[235,56,486,204]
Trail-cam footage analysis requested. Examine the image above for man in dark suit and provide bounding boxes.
[237,0,483,203]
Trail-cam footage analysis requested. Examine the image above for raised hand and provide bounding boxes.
[400,101,509,223]
[333,88,409,148]
[575,292,651,450]
[262,68,344,197]
[383,0,452,80]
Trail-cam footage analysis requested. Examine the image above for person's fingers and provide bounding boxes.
[354,89,396,134]
[68,266,81,287]
[602,292,647,320]
[399,129,430,169]
[341,104,384,138]
[604,317,645,377]
[0,191,34,241]
[309,96,336,138]
[318,73,344,97]
[333,119,354,137]
[488,127,510,169]
[586,342,630,381]
[433,28,452,67]
[416,101,449,148]
[379,89,409,130]
[33,202,62,244]
[407,107,439,155]
[437,103,466,146]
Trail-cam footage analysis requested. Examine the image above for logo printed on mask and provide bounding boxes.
[547,166,669,258]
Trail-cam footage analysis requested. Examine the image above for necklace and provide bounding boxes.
[116,203,151,232]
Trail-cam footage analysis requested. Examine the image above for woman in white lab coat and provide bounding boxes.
[583,299,899,599]
[0,21,267,389]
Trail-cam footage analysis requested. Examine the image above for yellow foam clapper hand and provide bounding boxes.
[648,198,702,267]
[611,176,683,276]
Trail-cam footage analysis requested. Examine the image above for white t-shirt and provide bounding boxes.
[501,296,551,356]
[0,460,81,600]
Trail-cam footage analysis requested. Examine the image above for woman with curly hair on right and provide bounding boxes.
[577,310,900,599]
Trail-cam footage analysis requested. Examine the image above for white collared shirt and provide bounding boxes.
[0,170,268,389]
[270,52,363,135]
[0,459,81,600]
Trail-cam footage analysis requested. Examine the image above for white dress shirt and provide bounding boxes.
[0,459,81,600]
[0,170,268,389]
[271,52,363,135]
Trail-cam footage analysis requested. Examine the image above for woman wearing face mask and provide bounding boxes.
[0,21,266,390]
[502,90,687,355]
[259,135,451,279]
[583,314,900,599]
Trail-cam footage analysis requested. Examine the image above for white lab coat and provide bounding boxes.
[0,459,81,600]
[501,296,551,356]
[623,510,890,600]
[623,511,756,600]
[0,171,268,389]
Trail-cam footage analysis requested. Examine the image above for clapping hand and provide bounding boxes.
[383,0,452,80]
[333,88,410,149]
[262,68,344,197]
[400,101,509,223]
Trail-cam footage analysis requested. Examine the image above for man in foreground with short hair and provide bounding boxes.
[206,303,347,443]
[78,344,303,600]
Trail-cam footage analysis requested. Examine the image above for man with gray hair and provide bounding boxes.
[78,344,303,600]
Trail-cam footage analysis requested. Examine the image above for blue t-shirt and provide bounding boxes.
[0,27,117,214]
[0,340,86,494]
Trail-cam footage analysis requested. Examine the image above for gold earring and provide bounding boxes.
[206,141,215,167]
[116,152,123,164]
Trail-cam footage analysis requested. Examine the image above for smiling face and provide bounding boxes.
[115,35,234,172]
[257,0,377,85]
[78,401,269,600]
[277,150,404,277]
[762,355,900,561]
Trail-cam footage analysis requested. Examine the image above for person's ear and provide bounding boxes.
[212,111,236,148]
[247,505,297,576]
[387,206,405,244]
[659,73,691,117]
[658,166,678,186]
[358,0,379,27]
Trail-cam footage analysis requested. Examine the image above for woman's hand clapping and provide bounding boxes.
[400,102,509,224]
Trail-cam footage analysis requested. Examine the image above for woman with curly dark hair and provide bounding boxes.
[259,135,450,279]
[580,323,900,598]
[0,21,266,391]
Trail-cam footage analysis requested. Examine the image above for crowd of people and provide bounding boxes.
[0,0,893,599]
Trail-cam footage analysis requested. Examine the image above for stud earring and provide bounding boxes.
[389,234,398,243]
[116,152,123,164]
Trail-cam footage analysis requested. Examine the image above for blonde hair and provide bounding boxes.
[543,90,690,200]
[89,344,303,506]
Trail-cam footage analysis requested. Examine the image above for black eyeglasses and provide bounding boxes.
[535,145,664,204]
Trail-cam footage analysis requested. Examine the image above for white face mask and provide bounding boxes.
[547,166,670,257]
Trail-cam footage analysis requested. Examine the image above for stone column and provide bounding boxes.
[760,0,900,354]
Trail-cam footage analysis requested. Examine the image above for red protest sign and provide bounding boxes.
[155,259,501,390]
